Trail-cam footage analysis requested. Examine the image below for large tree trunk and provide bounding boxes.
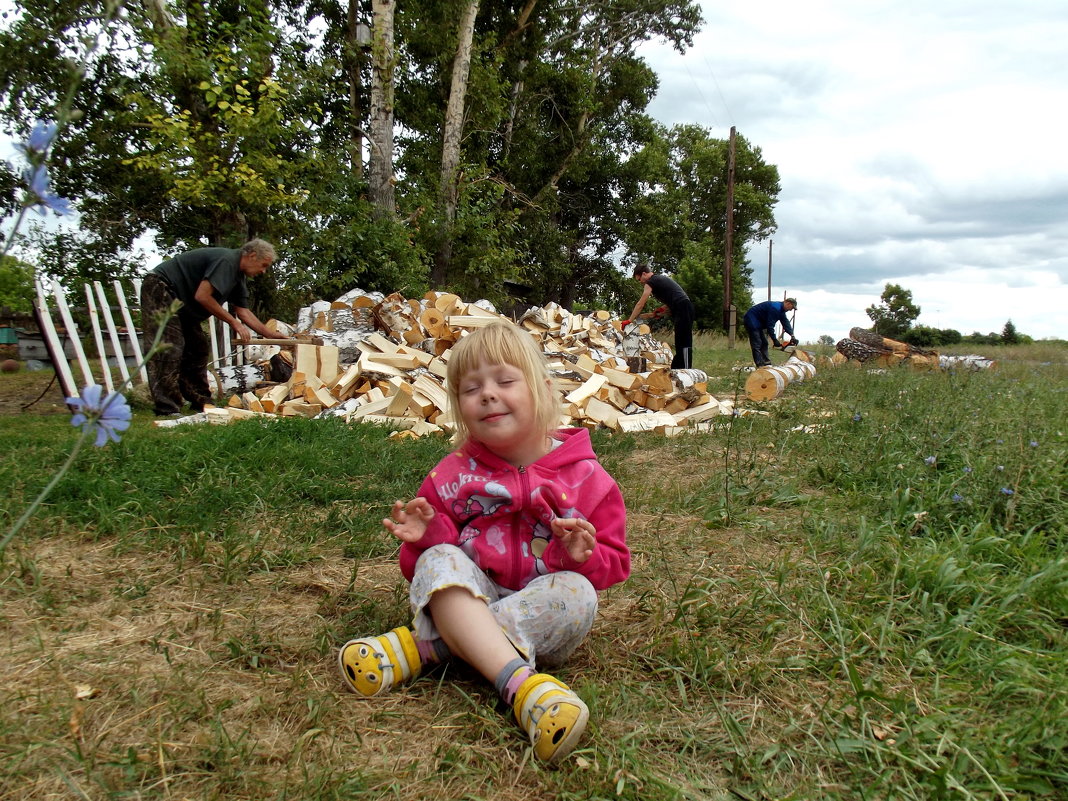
[848,327,938,357]
[345,0,365,180]
[500,60,527,162]
[431,0,480,288]
[498,0,536,161]
[367,0,396,217]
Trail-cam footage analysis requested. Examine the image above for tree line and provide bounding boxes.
[862,282,1036,347]
[0,0,780,327]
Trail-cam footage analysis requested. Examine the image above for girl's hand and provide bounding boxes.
[383,498,435,543]
[551,517,596,564]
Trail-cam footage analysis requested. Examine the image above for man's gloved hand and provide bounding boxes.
[654,305,668,317]
[621,319,631,327]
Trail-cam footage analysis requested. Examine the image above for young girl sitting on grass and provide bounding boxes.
[339,322,630,763]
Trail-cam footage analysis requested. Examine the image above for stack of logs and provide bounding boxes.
[169,290,750,436]
[834,328,940,369]
[744,350,818,401]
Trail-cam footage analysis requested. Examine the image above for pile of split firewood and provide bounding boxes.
[158,290,755,435]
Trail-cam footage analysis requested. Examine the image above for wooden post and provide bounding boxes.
[49,280,94,389]
[33,279,78,399]
[208,317,220,368]
[767,239,773,301]
[83,283,114,392]
[723,125,736,332]
[93,281,131,385]
[220,303,233,366]
[113,279,148,383]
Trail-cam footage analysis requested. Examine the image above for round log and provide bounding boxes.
[745,356,816,401]
[745,367,786,401]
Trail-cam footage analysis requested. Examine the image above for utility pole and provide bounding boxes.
[724,126,736,343]
[767,238,773,301]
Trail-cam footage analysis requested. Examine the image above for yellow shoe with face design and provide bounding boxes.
[513,673,589,763]
[338,626,421,697]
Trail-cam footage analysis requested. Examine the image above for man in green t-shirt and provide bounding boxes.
[140,238,284,416]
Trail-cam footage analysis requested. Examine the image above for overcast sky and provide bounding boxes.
[637,0,1068,341]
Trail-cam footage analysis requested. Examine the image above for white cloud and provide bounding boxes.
[640,1,1068,338]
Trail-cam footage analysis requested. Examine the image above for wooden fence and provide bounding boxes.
[32,277,245,399]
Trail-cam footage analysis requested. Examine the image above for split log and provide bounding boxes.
[616,411,678,433]
[259,383,291,413]
[375,292,417,339]
[582,397,621,429]
[447,314,508,329]
[672,399,721,424]
[565,373,607,405]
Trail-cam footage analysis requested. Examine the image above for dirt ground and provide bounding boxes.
[0,365,72,415]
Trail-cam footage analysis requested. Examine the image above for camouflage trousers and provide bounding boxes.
[140,274,212,415]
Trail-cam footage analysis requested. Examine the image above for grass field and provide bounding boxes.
[1,338,1065,800]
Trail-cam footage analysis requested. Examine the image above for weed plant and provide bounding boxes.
[0,344,1064,800]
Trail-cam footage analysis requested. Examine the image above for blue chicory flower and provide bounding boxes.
[962,466,972,474]
[14,121,59,157]
[924,456,936,465]
[1029,441,1039,447]
[67,384,132,447]
[951,493,963,502]
[999,487,1014,496]
[996,465,1004,471]
[23,165,73,216]
[852,413,862,422]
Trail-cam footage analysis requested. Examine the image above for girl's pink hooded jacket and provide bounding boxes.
[399,428,629,591]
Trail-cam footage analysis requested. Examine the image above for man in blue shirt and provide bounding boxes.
[742,298,797,367]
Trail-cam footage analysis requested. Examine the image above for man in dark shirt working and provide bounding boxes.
[140,238,285,416]
[742,298,797,367]
[624,264,696,369]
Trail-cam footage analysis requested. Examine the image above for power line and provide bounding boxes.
[679,56,722,130]
[702,53,736,129]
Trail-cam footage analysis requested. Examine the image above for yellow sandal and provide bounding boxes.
[513,673,589,763]
[338,626,421,697]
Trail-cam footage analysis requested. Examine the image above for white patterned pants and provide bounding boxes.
[409,544,598,668]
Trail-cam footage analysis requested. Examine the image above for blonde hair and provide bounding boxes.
[446,322,560,445]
